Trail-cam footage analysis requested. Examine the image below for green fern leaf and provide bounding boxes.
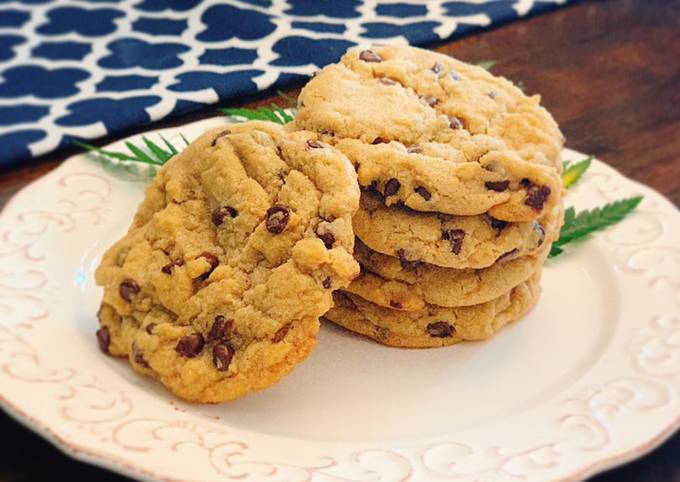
[74,141,140,162]
[142,136,173,163]
[562,156,592,188]
[477,61,496,71]
[77,134,186,167]
[160,134,178,156]
[549,196,643,257]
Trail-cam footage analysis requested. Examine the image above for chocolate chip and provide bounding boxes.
[212,343,235,371]
[119,279,140,302]
[96,326,110,353]
[212,205,237,226]
[534,222,546,247]
[208,315,233,342]
[400,259,420,270]
[525,184,551,211]
[318,231,335,249]
[390,300,403,309]
[161,259,184,275]
[489,217,508,233]
[485,180,510,192]
[315,221,336,249]
[384,178,401,196]
[407,145,422,154]
[442,229,465,255]
[175,333,205,358]
[145,323,156,335]
[272,323,292,343]
[334,292,356,310]
[211,129,231,147]
[133,346,150,368]
[322,277,332,289]
[414,186,431,201]
[200,252,219,273]
[450,71,461,81]
[520,178,531,187]
[420,95,438,107]
[306,139,324,149]
[379,78,396,85]
[397,249,420,270]
[448,115,464,130]
[496,249,519,263]
[359,49,381,63]
[372,137,389,144]
[427,321,454,338]
[431,62,441,74]
[265,204,290,234]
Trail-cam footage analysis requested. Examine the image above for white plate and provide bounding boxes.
[1,117,678,482]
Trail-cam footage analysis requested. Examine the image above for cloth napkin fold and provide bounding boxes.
[0,0,571,167]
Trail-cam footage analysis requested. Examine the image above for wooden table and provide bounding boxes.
[1,1,678,481]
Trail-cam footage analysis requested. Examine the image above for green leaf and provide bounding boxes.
[125,141,162,165]
[180,133,190,146]
[549,196,643,258]
[74,141,140,162]
[142,136,173,163]
[221,107,268,122]
[160,134,178,156]
[273,105,295,123]
[220,100,296,125]
[562,156,592,189]
[77,134,187,169]
[563,206,576,226]
[549,244,564,257]
[477,60,496,71]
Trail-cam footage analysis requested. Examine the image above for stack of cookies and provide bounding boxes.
[291,45,564,347]
[94,44,565,403]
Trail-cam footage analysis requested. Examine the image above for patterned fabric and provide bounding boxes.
[0,0,571,167]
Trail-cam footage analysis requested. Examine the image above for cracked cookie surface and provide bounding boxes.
[353,191,559,269]
[326,274,541,348]
[346,239,550,310]
[95,121,360,403]
[292,45,563,222]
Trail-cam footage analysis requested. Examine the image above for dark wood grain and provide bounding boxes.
[1,1,679,481]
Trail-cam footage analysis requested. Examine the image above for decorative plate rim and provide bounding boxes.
[1,117,679,482]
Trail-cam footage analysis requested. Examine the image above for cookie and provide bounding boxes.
[325,274,541,348]
[353,190,558,269]
[95,121,360,403]
[293,45,563,221]
[346,239,550,310]
[336,138,561,222]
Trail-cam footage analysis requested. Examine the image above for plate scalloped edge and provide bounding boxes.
[1,117,679,482]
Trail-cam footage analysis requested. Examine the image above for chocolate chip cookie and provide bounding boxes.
[353,190,558,269]
[95,121,360,402]
[293,45,563,222]
[325,274,541,348]
[346,239,550,310]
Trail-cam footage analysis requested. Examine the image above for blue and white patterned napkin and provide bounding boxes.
[0,0,571,167]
